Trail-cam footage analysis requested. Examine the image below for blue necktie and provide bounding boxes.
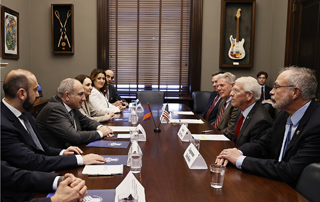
[20,113,44,151]
[282,119,293,160]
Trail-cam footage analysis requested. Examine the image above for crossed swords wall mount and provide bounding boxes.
[54,10,71,50]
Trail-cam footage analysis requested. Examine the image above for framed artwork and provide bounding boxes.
[219,0,256,68]
[51,4,74,54]
[1,6,19,60]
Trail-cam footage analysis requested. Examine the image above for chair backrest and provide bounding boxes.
[192,91,211,114]
[137,91,165,106]
[295,163,320,202]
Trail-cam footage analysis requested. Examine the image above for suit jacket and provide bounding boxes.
[264,85,272,100]
[89,87,121,113]
[1,102,77,172]
[1,161,58,202]
[212,99,239,140]
[79,100,110,123]
[200,91,222,124]
[108,84,127,104]
[239,100,320,188]
[36,96,102,149]
[233,101,273,146]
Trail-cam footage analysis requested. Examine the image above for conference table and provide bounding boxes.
[36,103,307,201]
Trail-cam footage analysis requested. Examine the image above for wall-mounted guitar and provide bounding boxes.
[228,8,245,60]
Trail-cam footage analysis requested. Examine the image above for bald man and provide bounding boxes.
[37,78,114,149]
[104,69,128,107]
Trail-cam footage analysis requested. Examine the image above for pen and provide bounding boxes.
[201,130,213,133]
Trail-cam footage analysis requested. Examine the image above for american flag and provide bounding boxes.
[161,103,170,123]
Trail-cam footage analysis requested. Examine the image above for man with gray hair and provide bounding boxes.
[212,72,239,140]
[216,67,320,188]
[37,78,114,149]
[230,76,273,146]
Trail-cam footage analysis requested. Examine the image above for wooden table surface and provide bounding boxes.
[36,103,307,201]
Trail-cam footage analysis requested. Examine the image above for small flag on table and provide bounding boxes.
[142,104,152,123]
[160,103,170,123]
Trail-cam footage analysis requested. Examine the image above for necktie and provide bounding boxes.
[213,102,226,129]
[69,110,77,130]
[20,113,44,151]
[234,114,244,142]
[281,119,293,160]
[260,87,264,100]
[204,95,220,121]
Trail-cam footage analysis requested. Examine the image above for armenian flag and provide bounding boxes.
[142,104,152,123]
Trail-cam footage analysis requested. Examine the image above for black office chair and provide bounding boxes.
[192,91,211,114]
[137,91,165,106]
[295,163,320,202]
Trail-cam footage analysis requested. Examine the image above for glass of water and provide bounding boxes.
[210,163,226,188]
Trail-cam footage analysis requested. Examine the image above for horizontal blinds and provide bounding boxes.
[109,0,190,97]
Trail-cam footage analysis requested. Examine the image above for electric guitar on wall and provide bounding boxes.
[228,8,245,60]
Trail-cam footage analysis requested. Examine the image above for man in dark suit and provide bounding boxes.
[257,71,273,101]
[37,78,114,149]
[200,72,224,124]
[211,72,239,140]
[216,67,320,188]
[1,161,87,202]
[1,69,107,172]
[104,69,128,107]
[230,77,273,146]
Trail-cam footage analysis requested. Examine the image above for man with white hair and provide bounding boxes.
[212,72,239,140]
[216,67,320,188]
[230,76,273,146]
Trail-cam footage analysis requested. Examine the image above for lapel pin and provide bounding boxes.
[296,130,300,135]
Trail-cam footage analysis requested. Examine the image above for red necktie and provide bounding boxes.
[204,95,220,121]
[213,102,226,129]
[234,114,244,142]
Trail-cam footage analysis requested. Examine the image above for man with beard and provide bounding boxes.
[215,67,320,188]
[104,69,128,107]
[1,69,107,172]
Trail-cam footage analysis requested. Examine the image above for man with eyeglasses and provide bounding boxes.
[230,77,273,146]
[37,78,114,149]
[104,69,128,107]
[216,67,320,188]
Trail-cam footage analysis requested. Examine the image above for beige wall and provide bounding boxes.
[1,0,288,97]
[201,0,288,91]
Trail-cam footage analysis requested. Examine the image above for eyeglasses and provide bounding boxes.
[273,85,295,90]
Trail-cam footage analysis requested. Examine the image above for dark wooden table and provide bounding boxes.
[36,104,307,201]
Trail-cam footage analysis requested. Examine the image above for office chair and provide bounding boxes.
[137,91,165,106]
[192,91,211,114]
[295,163,320,202]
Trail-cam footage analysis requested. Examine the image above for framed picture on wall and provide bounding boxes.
[1,6,19,60]
[219,0,256,68]
[51,4,74,54]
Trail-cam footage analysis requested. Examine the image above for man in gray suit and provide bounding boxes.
[37,78,114,149]
[211,72,239,140]
[230,77,273,146]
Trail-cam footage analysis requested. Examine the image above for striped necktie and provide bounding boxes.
[213,102,226,129]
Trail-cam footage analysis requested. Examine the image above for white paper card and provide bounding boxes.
[192,134,230,141]
[177,124,192,142]
[109,126,137,132]
[117,134,131,139]
[136,124,146,141]
[172,111,194,115]
[127,141,143,167]
[183,143,207,169]
[170,119,204,124]
[115,171,146,202]
[82,165,123,175]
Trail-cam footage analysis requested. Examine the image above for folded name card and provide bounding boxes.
[177,124,192,142]
[87,140,130,148]
[183,143,207,169]
[137,124,146,141]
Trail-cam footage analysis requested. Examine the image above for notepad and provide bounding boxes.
[192,134,230,141]
[82,164,123,175]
